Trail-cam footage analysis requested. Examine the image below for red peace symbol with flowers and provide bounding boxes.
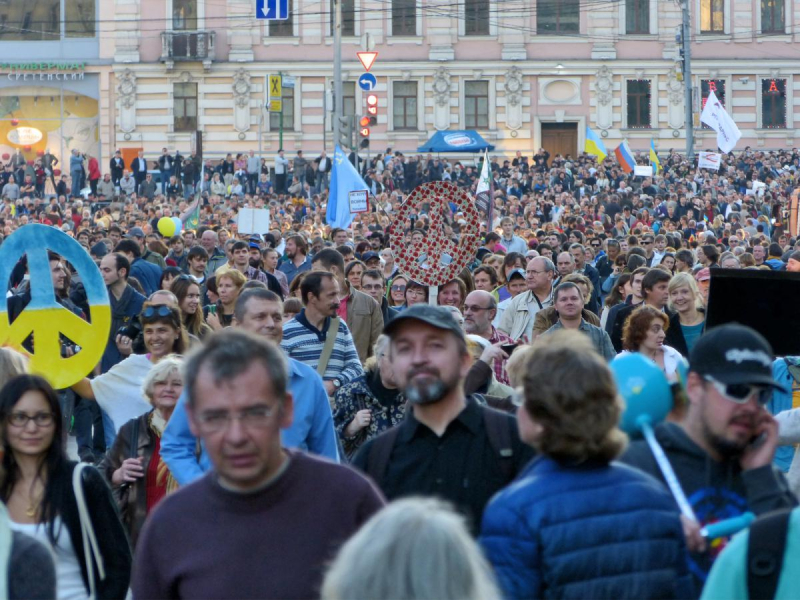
[390,182,481,287]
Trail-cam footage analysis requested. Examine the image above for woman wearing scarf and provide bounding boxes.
[100,356,182,547]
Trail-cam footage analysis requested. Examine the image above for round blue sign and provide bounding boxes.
[358,73,377,92]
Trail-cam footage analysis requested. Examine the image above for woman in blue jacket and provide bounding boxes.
[480,331,694,600]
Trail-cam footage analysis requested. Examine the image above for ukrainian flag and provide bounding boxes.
[585,126,608,162]
[649,140,661,175]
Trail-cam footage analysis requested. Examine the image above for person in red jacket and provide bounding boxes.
[87,154,101,197]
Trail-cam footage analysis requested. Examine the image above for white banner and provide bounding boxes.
[634,165,653,177]
[698,151,721,170]
[700,90,742,153]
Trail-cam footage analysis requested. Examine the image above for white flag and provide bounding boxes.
[698,151,721,170]
[700,90,741,154]
[475,150,491,216]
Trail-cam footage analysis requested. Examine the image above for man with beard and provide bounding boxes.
[278,234,312,284]
[621,324,796,595]
[352,304,532,533]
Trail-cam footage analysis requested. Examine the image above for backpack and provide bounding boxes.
[747,508,792,600]
[364,396,516,484]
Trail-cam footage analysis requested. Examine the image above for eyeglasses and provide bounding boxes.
[7,412,55,428]
[195,405,275,432]
[362,284,384,291]
[464,305,491,313]
[643,240,654,245]
[142,305,176,319]
[591,242,601,247]
[406,288,425,297]
[704,376,772,406]
[391,285,406,292]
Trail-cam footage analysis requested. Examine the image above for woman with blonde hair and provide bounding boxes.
[322,498,500,600]
[0,349,28,388]
[665,272,705,358]
[481,332,691,599]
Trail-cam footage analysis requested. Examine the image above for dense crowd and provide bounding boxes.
[0,144,797,599]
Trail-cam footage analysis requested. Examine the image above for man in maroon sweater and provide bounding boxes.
[133,330,384,599]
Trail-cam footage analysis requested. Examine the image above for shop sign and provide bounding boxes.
[0,63,87,81]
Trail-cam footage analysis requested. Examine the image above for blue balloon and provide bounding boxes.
[610,353,673,435]
[171,216,182,234]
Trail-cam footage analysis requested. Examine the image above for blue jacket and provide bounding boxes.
[130,257,161,297]
[480,456,693,600]
[161,357,339,485]
[770,357,798,472]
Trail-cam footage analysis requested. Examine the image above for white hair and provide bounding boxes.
[142,354,183,402]
[321,498,500,600]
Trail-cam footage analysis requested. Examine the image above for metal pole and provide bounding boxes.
[682,0,694,159]
[279,70,284,150]
[323,85,327,150]
[333,0,343,152]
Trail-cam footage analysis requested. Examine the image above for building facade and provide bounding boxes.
[0,0,798,166]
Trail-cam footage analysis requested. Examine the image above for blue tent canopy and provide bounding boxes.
[417,130,495,153]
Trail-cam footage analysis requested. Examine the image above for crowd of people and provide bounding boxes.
[0,144,797,599]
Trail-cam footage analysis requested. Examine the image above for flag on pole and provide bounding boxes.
[585,126,608,161]
[700,90,741,153]
[180,161,204,230]
[475,150,492,228]
[614,140,635,173]
[649,140,661,175]
[327,145,370,229]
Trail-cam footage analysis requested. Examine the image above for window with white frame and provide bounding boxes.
[537,0,579,34]
[393,81,418,130]
[626,0,649,34]
[700,0,724,33]
[761,78,786,129]
[271,0,295,36]
[172,0,197,31]
[174,82,197,132]
[330,0,355,36]
[464,81,489,129]
[392,0,416,35]
[465,0,490,35]
[761,0,785,33]
[269,87,294,129]
[626,79,651,128]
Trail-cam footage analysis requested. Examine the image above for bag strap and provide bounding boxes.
[72,464,106,599]
[481,405,515,481]
[316,316,340,377]
[365,425,402,485]
[747,508,792,600]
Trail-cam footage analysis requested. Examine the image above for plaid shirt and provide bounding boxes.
[488,326,513,385]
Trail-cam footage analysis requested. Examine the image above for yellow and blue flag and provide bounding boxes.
[649,140,661,175]
[585,126,607,161]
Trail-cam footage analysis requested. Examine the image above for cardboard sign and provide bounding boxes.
[237,208,271,234]
[348,189,369,214]
[390,182,481,287]
[634,165,653,177]
[698,151,721,170]
[0,224,111,389]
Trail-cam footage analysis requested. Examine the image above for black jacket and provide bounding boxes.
[610,302,673,354]
[663,311,705,358]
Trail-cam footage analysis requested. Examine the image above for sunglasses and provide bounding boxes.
[704,376,772,406]
[142,305,177,319]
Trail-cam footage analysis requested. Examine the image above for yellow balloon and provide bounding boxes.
[158,217,176,238]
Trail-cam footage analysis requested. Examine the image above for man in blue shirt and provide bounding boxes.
[114,239,162,296]
[278,234,312,284]
[162,287,339,483]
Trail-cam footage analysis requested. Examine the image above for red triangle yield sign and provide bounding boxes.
[357,52,378,72]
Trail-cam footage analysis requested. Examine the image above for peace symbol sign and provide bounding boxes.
[0,224,111,389]
[390,182,481,287]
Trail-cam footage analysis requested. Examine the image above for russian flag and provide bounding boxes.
[614,140,635,173]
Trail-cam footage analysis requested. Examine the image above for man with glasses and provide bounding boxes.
[622,324,796,592]
[361,269,397,325]
[498,257,555,341]
[641,235,657,266]
[463,290,512,385]
[136,329,382,599]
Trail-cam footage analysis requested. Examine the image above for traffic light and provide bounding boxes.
[359,116,370,140]
[366,94,378,116]
[337,115,354,149]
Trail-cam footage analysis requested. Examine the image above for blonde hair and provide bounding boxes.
[667,271,703,311]
[142,354,183,402]
[0,348,28,388]
[321,498,500,600]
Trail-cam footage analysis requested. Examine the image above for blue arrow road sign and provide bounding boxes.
[358,73,377,92]
[257,0,289,20]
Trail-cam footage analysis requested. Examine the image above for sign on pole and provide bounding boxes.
[348,190,369,214]
[256,0,290,20]
[268,74,282,113]
[282,75,296,88]
[358,73,377,92]
[356,51,378,72]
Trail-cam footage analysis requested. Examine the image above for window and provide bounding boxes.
[65,0,95,37]
[625,0,649,34]
[761,0,784,33]
[0,0,60,41]
[626,80,651,128]
[270,0,294,36]
[537,0,579,34]
[270,87,294,129]
[330,0,355,36]
[173,0,197,31]
[761,78,786,129]
[343,81,356,116]
[701,79,726,129]
[393,81,417,130]
[700,0,724,33]
[392,0,416,35]
[464,81,489,129]
[174,83,197,132]
[465,0,490,35]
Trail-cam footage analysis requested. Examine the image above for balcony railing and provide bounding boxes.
[161,30,216,63]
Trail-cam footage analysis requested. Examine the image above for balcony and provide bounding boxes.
[161,30,216,70]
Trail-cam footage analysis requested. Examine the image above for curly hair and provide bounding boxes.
[521,331,627,464]
[621,305,669,352]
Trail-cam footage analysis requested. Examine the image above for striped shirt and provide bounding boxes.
[281,310,364,385]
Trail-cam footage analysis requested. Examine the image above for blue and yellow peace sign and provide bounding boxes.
[0,225,110,389]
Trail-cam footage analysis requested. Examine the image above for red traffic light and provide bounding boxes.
[367,105,377,115]
[359,116,371,127]
[360,127,370,137]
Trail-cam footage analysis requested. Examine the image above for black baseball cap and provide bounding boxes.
[384,304,465,341]
[689,324,786,391]
[362,251,380,263]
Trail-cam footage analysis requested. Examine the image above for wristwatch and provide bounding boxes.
[333,379,342,389]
